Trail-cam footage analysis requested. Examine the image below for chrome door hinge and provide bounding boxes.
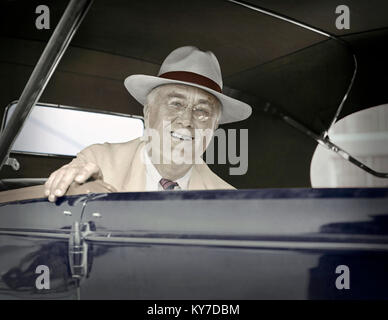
[4,157,20,171]
[69,221,92,280]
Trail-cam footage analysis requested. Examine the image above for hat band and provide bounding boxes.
[158,71,222,93]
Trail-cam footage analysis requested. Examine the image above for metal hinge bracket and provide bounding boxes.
[4,157,20,171]
[68,221,92,280]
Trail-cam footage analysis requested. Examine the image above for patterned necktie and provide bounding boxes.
[159,178,181,190]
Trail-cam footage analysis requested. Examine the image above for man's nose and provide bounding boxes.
[177,108,194,127]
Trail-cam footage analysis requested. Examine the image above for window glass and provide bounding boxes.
[310,104,388,187]
[4,103,144,157]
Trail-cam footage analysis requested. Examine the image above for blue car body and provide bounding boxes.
[0,188,387,299]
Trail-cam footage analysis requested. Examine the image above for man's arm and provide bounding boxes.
[44,147,103,202]
[1,179,116,204]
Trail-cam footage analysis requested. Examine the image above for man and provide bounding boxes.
[44,46,252,202]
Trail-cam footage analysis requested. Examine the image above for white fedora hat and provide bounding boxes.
[124,46,252,124]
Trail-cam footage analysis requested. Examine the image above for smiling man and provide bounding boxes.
[44,46,252,201]
[143,83,221,188]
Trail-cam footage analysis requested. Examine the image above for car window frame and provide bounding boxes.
[1,100,145,159]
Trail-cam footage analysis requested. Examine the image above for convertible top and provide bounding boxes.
[0,0,387,188]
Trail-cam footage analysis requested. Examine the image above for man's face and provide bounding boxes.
[144,84,221,164]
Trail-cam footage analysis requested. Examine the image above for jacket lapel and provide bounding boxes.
[189,163,207,190]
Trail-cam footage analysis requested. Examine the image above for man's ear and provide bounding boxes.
[216,101,222,130]
[215,107,221,130]
[143,104,149,128]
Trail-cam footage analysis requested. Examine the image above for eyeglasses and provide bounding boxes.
[168,101,213,122]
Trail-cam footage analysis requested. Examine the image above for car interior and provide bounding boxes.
[0,0,387,192]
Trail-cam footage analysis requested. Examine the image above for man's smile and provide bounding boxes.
[170,130,194,141]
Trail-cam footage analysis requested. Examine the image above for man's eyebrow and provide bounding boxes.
[166,92,214,106]
[197,98,212,105]
[167,92,187,99]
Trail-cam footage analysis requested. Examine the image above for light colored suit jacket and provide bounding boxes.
[76,137,235,192]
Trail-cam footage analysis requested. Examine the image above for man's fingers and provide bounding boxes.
[54,167,79,197]
[45,162,101,202]
[49,169,66,199]
[45,164,70,196]
[44,170,58,196]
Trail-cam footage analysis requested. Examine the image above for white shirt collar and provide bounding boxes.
[142,146,192,191]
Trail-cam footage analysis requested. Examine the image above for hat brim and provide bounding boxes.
[124,74,252,124]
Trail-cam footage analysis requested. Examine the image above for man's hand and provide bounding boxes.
[44,160,102,202]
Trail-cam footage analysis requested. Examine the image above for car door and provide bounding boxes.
[0,194,88,299]
[77,188,388,299]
